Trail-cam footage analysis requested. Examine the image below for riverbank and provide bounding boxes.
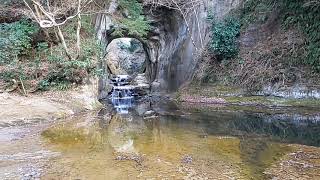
[0,91,320,179]
[1,84,320,180]
[0,82,102,128]
[176,84,320,110]
[0,86,102,179]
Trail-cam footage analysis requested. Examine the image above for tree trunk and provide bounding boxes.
[76,0,82,58]
[57,26,72,60]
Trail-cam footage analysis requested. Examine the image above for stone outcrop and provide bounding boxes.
[257,85,320,99]
[132,73,150,96]
[96,0,242,99]
[145,0,242,92]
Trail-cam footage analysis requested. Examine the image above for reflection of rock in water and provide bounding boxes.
[40,100,320,179]
[229,114,320,146]
[107,113,147,153]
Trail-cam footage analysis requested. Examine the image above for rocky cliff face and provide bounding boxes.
[96,0,242,98]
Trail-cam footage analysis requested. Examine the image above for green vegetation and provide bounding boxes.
[200,0,320,90]
[209,17,240,60]
[114,0,150,38]
[36,37,100,91]
[0,0,150,93]
[0,17,101,92]
[237,0,320,72]
[237,0,275,28]
[281,0,320,72]
[0,20,38,64]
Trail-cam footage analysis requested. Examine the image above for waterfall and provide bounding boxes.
[110,75,135,114]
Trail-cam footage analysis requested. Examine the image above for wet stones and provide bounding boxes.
[143,110,158,120]
[109,74,151,113]
[133,73,150,97]
[181,155,193,164]
[115,153,144,166]
[144,110,155,116]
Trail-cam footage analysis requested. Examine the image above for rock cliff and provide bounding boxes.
[96,0,242,98]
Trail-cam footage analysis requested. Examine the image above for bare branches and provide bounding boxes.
[22,0,40,23]
[144,0,202,16]
[76,0,82,57]
[22,0,95,60]
[22,0,93,28]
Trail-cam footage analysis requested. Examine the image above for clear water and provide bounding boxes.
[41,101,320,179]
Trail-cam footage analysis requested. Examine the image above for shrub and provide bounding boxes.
[0,20,39,64]
[39,38,99,89]
[113,0,150,38]
[0,14,102,92]
[236,0,320,72]
[209,17,240,60]
[238,0,275,28]
[281,0,320,72]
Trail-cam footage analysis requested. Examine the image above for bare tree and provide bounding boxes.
[76,0,82,58]
[22,0,94,60]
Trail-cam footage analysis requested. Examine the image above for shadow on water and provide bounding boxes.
[41,99,320,179]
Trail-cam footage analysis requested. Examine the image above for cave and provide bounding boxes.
[105,38,147,76]
[96,0,243,100]
[98,36,154,100]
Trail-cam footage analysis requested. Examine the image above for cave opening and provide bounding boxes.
[105,38,147,77]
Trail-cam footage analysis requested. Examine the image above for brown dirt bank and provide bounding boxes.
[0,82,101,128]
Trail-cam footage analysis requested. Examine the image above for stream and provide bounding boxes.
[41,100,320,179]
[1,90,320,179]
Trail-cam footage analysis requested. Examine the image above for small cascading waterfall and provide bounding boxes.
[110,75,135,114]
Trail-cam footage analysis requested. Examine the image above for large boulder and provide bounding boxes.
[105,38,146,75]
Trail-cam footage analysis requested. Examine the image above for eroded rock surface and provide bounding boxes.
[96,0,242,98]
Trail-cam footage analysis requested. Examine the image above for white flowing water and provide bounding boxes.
[110,75,135,114]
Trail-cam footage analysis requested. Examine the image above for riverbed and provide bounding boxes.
[0,99,320,179]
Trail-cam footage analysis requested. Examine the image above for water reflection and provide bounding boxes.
[42,100,320,179]
[181,109,320,147]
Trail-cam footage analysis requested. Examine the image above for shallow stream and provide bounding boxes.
[39,100,320,179]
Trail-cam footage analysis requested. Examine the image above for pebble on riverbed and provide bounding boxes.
[115,153,144,165]
[181,155,193,164]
